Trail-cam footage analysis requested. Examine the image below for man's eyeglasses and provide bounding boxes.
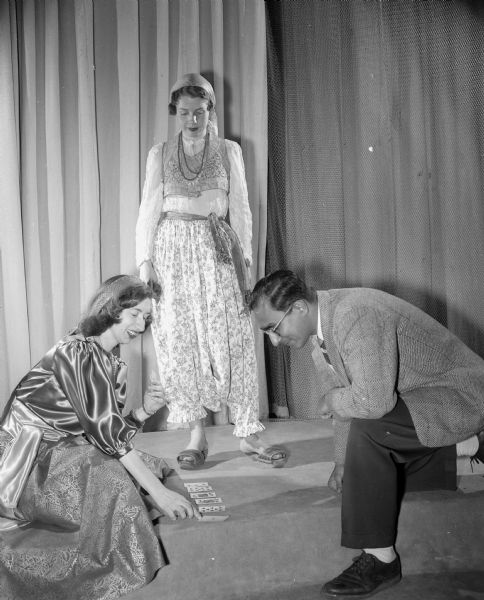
[263,304,293,337]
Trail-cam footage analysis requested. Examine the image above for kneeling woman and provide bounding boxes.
[0,275,197,600]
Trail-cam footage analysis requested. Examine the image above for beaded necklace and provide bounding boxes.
[177,131,209,180]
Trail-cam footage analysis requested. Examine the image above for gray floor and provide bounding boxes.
[125,420,484,600]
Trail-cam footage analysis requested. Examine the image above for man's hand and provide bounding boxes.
[328,464,344,494]
[318,396,333,419]
[318,388,339,418]
[319,388,353,421]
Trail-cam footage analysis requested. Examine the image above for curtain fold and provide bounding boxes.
[1,0,268,418]
[75,0,101,310]
[45,0,65,341]
[0,0,30,403]
[138,0,269,423]
[266,0,484,418]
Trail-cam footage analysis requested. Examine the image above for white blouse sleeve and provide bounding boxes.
[135,143,165,267]
[226,140,253,266]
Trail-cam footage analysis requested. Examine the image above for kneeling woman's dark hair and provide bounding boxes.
[78,275,161,337]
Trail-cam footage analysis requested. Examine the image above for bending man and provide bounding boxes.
[249,269,484,599]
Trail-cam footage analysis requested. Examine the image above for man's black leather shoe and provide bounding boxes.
[322,552,401,598]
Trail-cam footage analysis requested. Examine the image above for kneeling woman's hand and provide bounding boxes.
[120,450,200,521]
[152,488,200,521]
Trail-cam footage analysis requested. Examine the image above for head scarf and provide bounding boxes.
[86,275,146,317]
[170,73,218,135]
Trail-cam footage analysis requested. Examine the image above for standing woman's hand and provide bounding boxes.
[139,260,157,284]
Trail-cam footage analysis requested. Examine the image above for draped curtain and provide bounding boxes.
[266,0,484,418]
[0,0,268,417]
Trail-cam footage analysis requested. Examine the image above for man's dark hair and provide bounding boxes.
[248,270,317,311]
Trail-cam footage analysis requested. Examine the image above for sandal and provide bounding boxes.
[240,441,288,468]
[470,430,484,468]
[177,447,208,470]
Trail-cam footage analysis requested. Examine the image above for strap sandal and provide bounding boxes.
[470,430,484,468]
[241,444,288,468]
[177,447,208,470]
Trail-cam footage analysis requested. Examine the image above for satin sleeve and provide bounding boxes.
[135,143,165,267]
[226,139,253,265]
[51,339,138,458]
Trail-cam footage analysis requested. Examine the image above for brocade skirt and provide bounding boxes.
[0,436,168,600]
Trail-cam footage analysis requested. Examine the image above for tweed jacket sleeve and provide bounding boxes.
[328,305,401,465]
[327,304,399,420]
[321,287,484,462]
[318,291,401,465]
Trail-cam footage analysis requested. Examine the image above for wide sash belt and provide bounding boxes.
[162,211,251,303]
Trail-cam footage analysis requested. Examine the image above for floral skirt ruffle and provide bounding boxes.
[0,437,168,600]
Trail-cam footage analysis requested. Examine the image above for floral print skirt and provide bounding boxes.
[151,217,263,437]
[0,437,168,600]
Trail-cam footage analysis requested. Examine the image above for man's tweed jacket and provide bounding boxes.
[311,288,484,464]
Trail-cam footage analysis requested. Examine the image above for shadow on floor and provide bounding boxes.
[224,570,484,600]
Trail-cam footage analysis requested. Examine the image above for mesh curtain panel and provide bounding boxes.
[265,0,484,418]
[0,0,268,417]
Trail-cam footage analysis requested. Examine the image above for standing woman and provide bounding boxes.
[0,275,197,600]
[136,73,286,469]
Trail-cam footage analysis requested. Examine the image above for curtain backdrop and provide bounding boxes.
[266,0,484,418]
[0,0,268,418]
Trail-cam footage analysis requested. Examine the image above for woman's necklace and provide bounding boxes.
[177,131,209,181]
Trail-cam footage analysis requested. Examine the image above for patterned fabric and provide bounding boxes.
[314,289,484,464]
[0,337,170,599]
[0,439,168,600]
[135,137,252,267]
[138,134,263,436]
[318,338,333,367]
[163,134,230,197]
[151,217,263,436]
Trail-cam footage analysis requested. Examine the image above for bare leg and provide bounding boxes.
[185,419,208,452]
[239,433,266,453]
[177,419,208,470]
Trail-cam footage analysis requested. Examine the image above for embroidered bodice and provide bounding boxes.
[136,134,253,267]
[163,135,230,197]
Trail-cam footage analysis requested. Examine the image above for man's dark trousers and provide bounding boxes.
[341,399,456,549]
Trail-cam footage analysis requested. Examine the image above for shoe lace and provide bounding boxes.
[345,552,375,575]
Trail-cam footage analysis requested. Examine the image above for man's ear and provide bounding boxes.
[292,299,309,315]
